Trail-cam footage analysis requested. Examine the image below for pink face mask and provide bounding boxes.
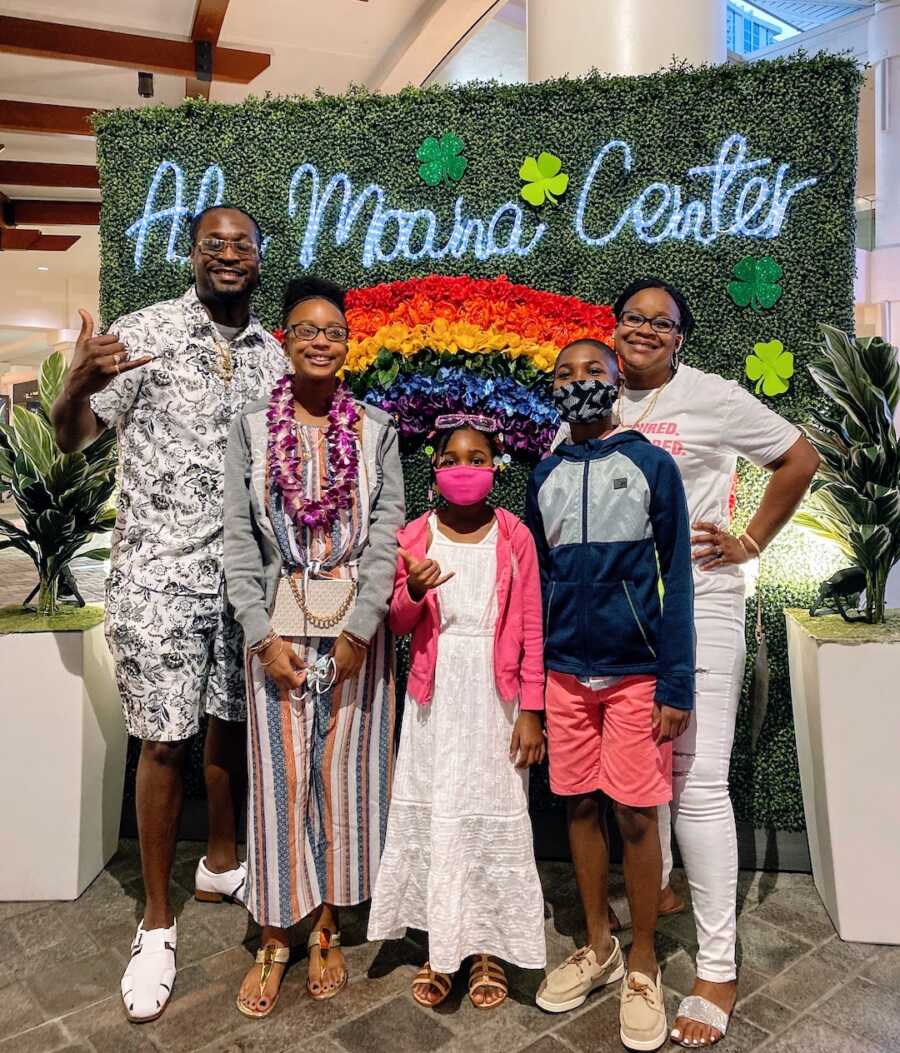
[434,465,496,506]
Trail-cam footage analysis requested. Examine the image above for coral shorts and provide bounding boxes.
[544,672,673,807]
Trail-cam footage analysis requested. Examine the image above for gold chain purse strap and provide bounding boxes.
[287,572,357,630]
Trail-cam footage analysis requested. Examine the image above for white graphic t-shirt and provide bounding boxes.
[556,364,800,598]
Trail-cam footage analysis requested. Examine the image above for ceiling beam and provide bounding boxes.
[0,15,270,84]
[0,228,80,250]
[0,100,97,136]
[0,160,99,188]
[186,0,230,100]
[370,0,509,92]
[5,200,100,226]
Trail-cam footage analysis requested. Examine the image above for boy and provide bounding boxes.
[527,340,694,1052]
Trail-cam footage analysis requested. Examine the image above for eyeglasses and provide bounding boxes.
[434,413,499,432]
[196,237,260,260]
[618,310,680,335]
[285,322,349,343]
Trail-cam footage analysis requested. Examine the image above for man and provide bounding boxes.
[52,206,284,1023]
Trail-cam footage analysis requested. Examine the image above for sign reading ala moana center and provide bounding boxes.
[126,134,818,273]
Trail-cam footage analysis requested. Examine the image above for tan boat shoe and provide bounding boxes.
[536,937,625,1013]
[620,970,667,1051]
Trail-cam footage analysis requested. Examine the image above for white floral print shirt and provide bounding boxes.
[92,286,284,596]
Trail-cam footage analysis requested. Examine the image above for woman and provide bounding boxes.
[223,276,405,1017]
[606,278,818,1046]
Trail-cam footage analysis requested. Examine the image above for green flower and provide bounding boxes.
[417,133,467,186]
[519,152,569,206]
[746,339,794,396]
[728,255,783,311]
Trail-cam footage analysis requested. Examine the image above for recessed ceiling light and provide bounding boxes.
[37,266,49,271]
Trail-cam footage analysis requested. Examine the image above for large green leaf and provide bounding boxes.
[38,351,67,420]
[11,406,55,476]
[793,511,855,561]
[859,336,900,413]
[78,546,111,561]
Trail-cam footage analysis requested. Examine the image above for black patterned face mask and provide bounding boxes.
[552,379,618,424]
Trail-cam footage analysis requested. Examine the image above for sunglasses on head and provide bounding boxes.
[434,413,499,433]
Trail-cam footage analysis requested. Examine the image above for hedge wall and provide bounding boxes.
[95,55,861,831]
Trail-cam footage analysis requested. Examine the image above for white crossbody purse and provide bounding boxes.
[270,567,357,637]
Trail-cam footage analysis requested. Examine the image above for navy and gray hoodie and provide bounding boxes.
[525,429,695,711]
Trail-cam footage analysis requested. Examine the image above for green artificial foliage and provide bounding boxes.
[796,325,900,623]
[787,608,900,642]
[94,56,861,830]
[0,354,117,617]
[0,603,105,634]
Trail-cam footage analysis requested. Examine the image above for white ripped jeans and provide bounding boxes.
[659,584,746,983]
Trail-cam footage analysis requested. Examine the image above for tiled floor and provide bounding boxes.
[1,842,898,1053]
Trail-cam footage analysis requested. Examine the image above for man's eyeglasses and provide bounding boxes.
[285,322,349,343]
[196,237,260,260]
[618,310,680,336]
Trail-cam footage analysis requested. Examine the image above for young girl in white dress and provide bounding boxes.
[367,416,547,1008]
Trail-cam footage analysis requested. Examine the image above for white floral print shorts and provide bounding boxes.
[105,573,245,742]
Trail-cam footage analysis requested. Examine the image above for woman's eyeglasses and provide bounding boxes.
[285,323,349,343]
[618,310,680,335]
[196,237,260,260]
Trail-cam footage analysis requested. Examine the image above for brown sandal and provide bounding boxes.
[411,963,452,1008]
[306,929,347,1001]
[236,944,290,1019]
[468,955,507,1009]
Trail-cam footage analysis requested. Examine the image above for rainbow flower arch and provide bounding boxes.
[342,275,615,455]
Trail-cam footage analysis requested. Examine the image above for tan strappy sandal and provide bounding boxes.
[468,955,508,1009]
[236,943,290,1019]
[306,928,347,1001]
[411,963,452,1008]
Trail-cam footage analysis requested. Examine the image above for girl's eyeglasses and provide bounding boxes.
[618,310,680,335]
[285,323,349,343]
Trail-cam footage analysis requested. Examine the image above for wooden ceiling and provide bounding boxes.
[0,0,269,251]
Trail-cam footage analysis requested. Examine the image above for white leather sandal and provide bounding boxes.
[121,919,177,1023]
[194,857,247,904]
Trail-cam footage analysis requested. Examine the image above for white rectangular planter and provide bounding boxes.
[786,610,900,944]
[0,622,126,900]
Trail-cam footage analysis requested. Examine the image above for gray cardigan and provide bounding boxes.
[223,398,405,648]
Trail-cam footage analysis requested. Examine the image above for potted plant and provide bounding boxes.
[0,351,126,900]
[786,324,900,943]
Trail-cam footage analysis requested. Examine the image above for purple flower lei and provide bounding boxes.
[265,374,360,532]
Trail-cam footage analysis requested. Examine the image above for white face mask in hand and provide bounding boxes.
[292,654,337,705]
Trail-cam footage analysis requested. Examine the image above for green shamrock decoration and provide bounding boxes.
[519,152,569,206]
[728,255,783,311]
[746,339,794,396]
[416,133,468,187]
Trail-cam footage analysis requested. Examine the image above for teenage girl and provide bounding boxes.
[367,415,547,1009]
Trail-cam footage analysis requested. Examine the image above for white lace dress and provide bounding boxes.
[367,516,546,974]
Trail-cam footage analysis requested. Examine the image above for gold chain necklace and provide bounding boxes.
[212,337,234,385]
[618,379,670,428]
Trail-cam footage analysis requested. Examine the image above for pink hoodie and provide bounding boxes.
[389,507,545,710]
